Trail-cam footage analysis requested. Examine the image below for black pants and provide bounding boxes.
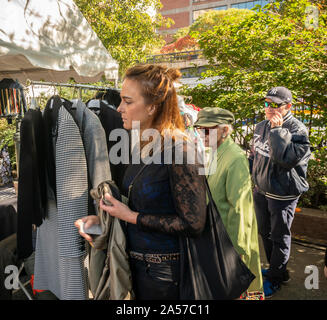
[253,188,298,285]
[130,257,180,300]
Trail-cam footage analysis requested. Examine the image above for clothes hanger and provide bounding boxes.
[49,85,58,109]
[87,99,100,109]
[29,83,39,110]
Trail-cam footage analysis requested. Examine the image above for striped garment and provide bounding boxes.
[34,105,89,300]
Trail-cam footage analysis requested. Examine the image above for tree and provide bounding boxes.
[168,8,254,51]
[189,8,255,34]
[182,0,327,148]
[0,119,16,171]
[74,0,173,75]
[181,0,327,208]
[160,35,198,53]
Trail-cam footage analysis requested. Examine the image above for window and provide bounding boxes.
[214,6,228,11]
[193,6,228,21]
[231,1,270,10]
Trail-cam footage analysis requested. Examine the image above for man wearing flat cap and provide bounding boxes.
[194,107,264,300]
[249,86,311,298]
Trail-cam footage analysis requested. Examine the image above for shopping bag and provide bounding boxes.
[180,179,255,300]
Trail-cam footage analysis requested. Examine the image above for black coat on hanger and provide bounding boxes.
[95,89,121,109]
[97,101,127,191]
[17,108,47,259]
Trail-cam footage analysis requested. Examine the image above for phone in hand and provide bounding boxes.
[80,222,102,235]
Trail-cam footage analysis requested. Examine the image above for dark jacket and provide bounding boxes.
[249,111,311,200]
[97,102,127,191]
[17,109,47,259]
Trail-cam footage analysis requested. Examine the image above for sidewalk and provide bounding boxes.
[259,237,327,300]
[12,238,326,300]
[0,184,16,205]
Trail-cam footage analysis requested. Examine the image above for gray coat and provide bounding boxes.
[73,100,132,300]
[73,99,112,189]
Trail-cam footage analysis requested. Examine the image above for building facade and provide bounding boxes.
[159,0,270,42]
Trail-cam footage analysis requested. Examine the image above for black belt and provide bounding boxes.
[129,251,180,264]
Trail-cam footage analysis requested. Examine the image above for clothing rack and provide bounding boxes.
[13,80,120,178]
[27,80,120,96]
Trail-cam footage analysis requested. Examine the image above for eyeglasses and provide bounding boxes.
[196,127,218,135]
[264,101,285,109]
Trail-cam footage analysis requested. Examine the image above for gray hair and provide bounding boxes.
[218,123,233,136]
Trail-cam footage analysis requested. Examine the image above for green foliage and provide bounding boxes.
[189,8,255,35]
[0,118,16,170]
[181,0,327,208]
[298,146,327,210]
[173,27,190,41]
[182,0,327,147]
[74,0,172,75]
[171,9,254,48]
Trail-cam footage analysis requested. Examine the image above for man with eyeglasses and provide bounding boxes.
[249,86,311,298]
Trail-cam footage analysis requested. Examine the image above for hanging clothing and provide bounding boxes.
[17,108,47,259]
[206,136,263,298]
[0,78,27,117]
[96,100,128,191]
[72,99,115,299]
[95,88,121,109]
[34,97,89,300]
[34,97,113,300]
[72,99,111,190]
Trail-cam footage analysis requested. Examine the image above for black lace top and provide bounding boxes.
[121,144,207,254]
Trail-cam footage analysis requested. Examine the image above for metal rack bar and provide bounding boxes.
[27,80,120,91]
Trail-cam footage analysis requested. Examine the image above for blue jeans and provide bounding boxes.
[253,188,298,285]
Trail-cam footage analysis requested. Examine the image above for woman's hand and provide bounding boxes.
[100,193,139,224]
[74,215,100,242]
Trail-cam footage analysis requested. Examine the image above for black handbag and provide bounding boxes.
[180,178,255,300]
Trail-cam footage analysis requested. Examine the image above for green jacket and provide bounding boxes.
[207,137,263,293]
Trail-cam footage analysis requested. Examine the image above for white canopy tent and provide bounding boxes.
[0,0,119,84]
[0,2,119,300]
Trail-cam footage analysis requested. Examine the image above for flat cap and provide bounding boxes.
[194,107,235,128]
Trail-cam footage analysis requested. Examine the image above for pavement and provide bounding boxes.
[259,237,327,300]
[1,184,326,300]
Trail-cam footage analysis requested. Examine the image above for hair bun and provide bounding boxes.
[166,68,182,82]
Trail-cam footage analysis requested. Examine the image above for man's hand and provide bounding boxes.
[270,111,284,128]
